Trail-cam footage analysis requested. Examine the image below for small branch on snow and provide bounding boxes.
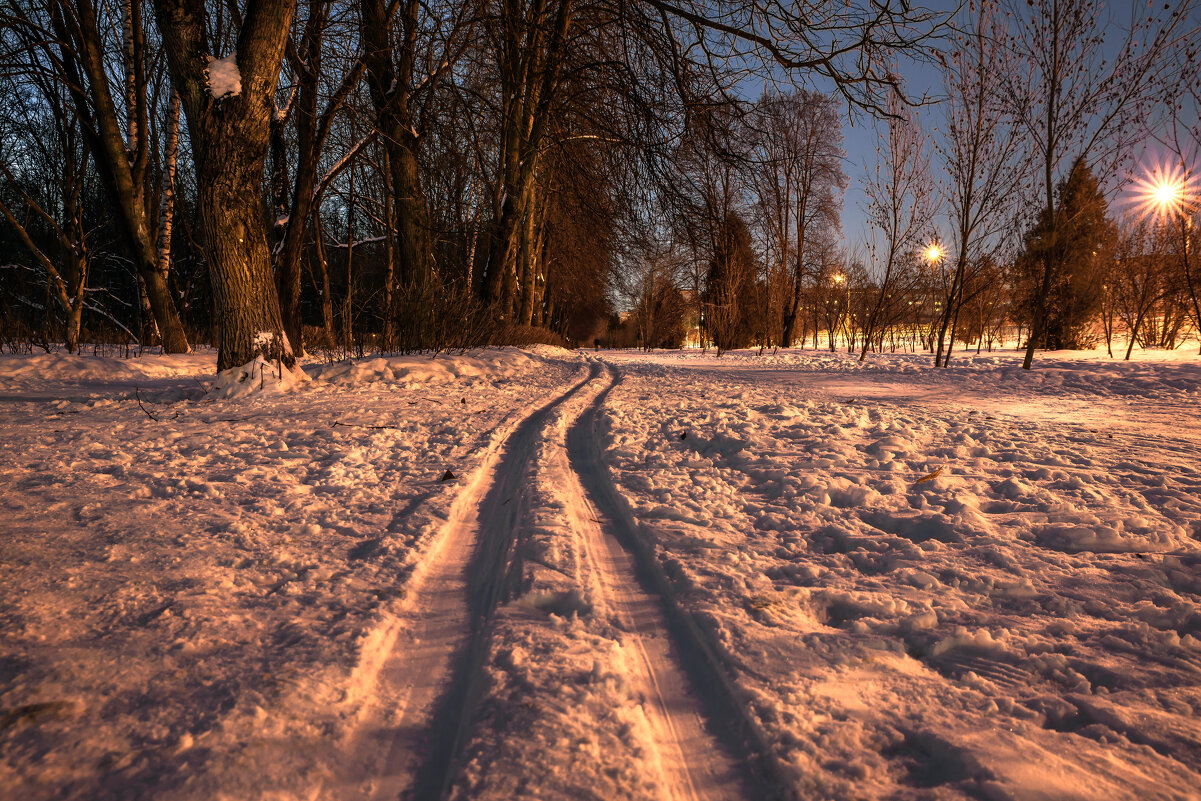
[134,386,178,421]
[328,235,386,249]
[332,419,403,430]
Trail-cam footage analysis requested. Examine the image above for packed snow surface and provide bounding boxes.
[1,345,1199,799]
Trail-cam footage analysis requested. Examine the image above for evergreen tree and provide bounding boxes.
[1016,158,1116,350]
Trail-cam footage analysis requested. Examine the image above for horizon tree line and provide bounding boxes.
[0,0,1196,371]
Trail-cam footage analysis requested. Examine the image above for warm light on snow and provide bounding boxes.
[3,346,1201,799]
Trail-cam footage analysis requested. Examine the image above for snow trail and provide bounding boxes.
[327,362,598,800]
[557,363,779,800]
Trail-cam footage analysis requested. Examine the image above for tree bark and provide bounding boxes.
[359,0,432,291]
[152,0,297,371]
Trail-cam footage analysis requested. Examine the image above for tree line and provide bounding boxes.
[0,0,1196,372]
[615,0,1200,364]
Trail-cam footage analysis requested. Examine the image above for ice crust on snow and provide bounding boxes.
[206,55,241,98]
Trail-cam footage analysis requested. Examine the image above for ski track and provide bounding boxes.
[327,362,597,800]
[331,358,763,800]
[551,362,751,801]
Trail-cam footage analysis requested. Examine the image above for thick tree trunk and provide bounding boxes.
[64,250,88,352]
[152,0,296,372]
[196,153,291,371]
[359,0,432,294]
[486,191,522,312]
[781,281,800,348]
[389,142,431,289]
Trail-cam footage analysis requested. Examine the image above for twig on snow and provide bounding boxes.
[332,419,403,430]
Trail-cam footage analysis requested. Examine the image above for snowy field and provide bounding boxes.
[1,345,1199,800]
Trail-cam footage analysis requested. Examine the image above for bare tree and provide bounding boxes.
[859,96,936,362]
[0,51,92,351]
[1002,0,1196,369]
[2,0,193,351]
[358,0,471,296]
[934,0,1022,367]
[1110,218,1171,360]
[271,0,367,354]
[643,0,950,117]
[1159,69,1201,352]
[752,90,845,348]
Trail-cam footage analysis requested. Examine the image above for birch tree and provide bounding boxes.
[3,0,193,352]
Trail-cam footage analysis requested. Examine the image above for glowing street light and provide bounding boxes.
[1134,161,1199,352]
[1152,178,1185,214]
[923,242,945,265]
[1134,163,1195,220]
[832,273,845,285]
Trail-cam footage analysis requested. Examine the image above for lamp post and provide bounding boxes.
[923,241,946,355]
[1141,166,1198,353]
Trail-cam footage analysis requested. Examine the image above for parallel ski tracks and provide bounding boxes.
[330,359,784,800]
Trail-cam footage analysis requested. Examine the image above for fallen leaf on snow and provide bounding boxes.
[915,467,943,484]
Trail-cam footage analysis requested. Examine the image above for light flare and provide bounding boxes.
[1132,161,1197,220]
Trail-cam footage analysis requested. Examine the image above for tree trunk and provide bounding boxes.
[310,216,337,345]
[51,0,190,353]
[359,0,431,292]
[343,171,355,348]
[382,156,396,350]
[196,152,292,371]
[152,0,296,372]
[389,143,431,289]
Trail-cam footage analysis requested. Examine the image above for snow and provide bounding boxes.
[597,347,1201,798]
[207,355,309,399]
[206,55,241,99]
[2,344,1199,799]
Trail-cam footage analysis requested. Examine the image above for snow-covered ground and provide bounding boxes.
[600,347,1201,800]
[2,345,1199,800]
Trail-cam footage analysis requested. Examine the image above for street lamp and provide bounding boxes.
[923,241,945,266]
[1142,170,1188,218]
[1136,163,1198,351]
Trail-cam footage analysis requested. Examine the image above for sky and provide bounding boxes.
[783,0,1201,261]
